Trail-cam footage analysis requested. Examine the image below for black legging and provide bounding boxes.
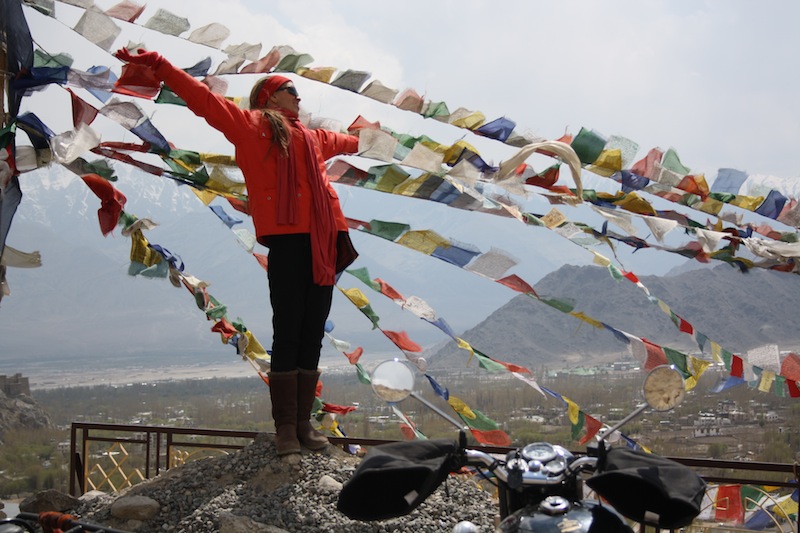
[266,233,333,372]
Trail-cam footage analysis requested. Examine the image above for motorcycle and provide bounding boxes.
[0,511,132,533]
[337,360,707,532]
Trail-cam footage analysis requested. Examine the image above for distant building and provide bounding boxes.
[0,373,31,397]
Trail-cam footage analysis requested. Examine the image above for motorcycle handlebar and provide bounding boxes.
[462,449,598,486]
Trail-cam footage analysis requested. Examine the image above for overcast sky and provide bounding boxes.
[146,0,800,181]
[24,0,800,181]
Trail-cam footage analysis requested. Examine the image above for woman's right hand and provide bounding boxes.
[114,47,164,69]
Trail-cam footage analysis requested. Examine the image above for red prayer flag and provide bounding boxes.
[642,338,668,370]
[210,318,237,339]
[497,274,537,296]
[104,1,146,22]
[730,355,744,378]
[113,63,162,99]
[678,316,694,334]
[321,403,357,415]
[496,360,531,374]
[631,147,663,179]
[715,484,744,524]
[382,330,422,352]
[678,174,709,199]
[579,414,604,445]
[68,88,98,127]
[240,49,281,74]
[227,197,249,215]
[345,347,363,364]
[470,429,512,447]
[80,173,126,235]
[375,278,404,301]
[347,115,381,132]
[524,165,560,189]
[622,270,640,283]
[400,424,417,440]
[253,253,268,272]
[786,379,800,398]
[780,353,800,382]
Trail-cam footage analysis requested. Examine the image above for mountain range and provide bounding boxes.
[426,262,800,371]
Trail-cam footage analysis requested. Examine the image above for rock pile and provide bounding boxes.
[22,433,498,532]
[0,388,53,442]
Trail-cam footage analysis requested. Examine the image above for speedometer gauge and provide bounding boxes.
[521,442,557,463]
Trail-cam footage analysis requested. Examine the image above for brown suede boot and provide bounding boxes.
[268,370,301,456]
[296,369,329,450]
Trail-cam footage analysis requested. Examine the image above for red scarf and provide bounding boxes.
[275,110,338,286]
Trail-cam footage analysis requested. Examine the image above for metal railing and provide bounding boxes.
[70,422,799,531]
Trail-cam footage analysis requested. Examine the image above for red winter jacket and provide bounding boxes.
[154,61,359,243]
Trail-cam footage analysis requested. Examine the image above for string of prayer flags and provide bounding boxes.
[351,215,800,398]
[27,0,800,237]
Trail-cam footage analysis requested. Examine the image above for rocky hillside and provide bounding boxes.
[426,263,800,370]
[19,434,497,533]
[0,389,53,442]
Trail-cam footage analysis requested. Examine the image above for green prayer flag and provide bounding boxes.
[661,148,690,175]
[355,363,372,385]
[458,409,500,431]
[364,219,410,241]
[346,267,381,292]
[473,349,508,373]
[359,304,380,329]
[571,127,606,165]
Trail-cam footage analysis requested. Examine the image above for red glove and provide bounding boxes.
[115,47,164,70]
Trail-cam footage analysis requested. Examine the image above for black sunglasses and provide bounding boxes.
[276,85,299,97]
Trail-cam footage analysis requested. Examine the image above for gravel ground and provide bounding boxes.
[70,433,499,532]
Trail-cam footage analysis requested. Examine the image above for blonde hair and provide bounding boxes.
[249,77,290,156]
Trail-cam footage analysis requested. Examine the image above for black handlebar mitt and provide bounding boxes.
[337,438,460,521]
[586,446,707,529]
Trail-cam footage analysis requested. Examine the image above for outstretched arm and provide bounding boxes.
[115,48,254,144]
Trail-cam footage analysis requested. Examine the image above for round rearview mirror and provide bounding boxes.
[642,365,686,411]
[371,359,415,402]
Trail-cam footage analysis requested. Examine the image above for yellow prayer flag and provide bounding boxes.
[541,208,566,229]
[455,337,473,353]
[443,140,480,165]
[342,287,369,308]
[450,110,486,130]
[695,197,724,215]
[191,187,217,206]
[243,331,268,360]
[448,396,476,419]
[587,148,622,177]
[758,370,775,393]
[394,173,431,197]
[657,300,671,315]
[199,153,237,166]
[775,497,799,520]
[685,356,711,390]
[591,252,610,267]
[565,397,580,425]
[614,192,657,216]
[455,337,476,366]
[207,166,246,196]
[419,138,449,154]
[730,195,765,211]
[710,342,724,364]
[297,66,336,83]
[569,311,603,329]
[397,230,450,255]
[129,229,162,266]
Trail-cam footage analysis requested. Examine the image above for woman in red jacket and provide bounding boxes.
[116,48,359,456]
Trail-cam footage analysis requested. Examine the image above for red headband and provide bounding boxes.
[255,75,292,108]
